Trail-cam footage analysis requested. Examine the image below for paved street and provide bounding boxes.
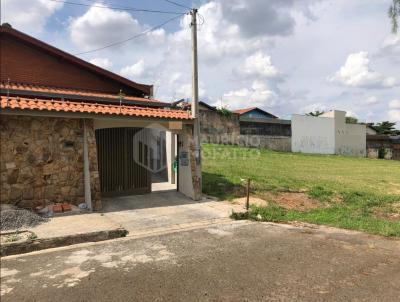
[1,221,400,302]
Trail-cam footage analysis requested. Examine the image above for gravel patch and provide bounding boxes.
[0,205,48,231]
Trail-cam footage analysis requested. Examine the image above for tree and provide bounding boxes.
[373,121,400,135]
[306,110,324,117]
[345,116,358,124]
[389,0,400,33]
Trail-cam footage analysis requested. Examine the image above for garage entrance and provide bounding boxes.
[95,127,151,196]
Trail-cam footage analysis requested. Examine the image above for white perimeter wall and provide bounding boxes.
[291,114,336,154]
[335,117,366,157]
[291,111,366,157]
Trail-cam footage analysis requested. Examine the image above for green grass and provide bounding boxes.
[202,144,400,237]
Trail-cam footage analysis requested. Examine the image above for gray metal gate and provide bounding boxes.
[95,127,151,196]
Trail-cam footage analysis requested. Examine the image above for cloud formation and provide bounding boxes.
[89,58,113,69]
[1,0,63,33]
[328,52,397,89]
[237,51,280,78]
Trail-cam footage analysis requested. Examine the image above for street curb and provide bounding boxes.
[0,228,128,257]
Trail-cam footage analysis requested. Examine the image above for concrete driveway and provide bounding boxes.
[101,191,238,236]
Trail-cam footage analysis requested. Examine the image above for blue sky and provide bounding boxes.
[1,0,400,126]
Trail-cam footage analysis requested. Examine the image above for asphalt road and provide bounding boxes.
[1,221,400,302]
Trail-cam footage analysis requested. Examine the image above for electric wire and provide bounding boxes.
[162,0,192,10]
[74,13,185,56]
[48,0,185,14]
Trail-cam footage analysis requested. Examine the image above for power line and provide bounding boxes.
[162,0,192,10]
[74,13,185,56]
[48,0,186,14]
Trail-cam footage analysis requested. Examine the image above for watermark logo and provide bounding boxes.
[132,123,170,174]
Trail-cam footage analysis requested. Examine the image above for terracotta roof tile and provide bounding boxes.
[0,82,163,104]
[233,107,258,115]
[1,96,192,120]
[233,107,278,118]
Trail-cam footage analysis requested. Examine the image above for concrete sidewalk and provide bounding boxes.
[16,191,240,246]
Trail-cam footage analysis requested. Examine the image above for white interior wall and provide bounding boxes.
[166,131,177,184]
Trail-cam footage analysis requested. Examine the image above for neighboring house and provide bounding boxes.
[0,24,201,211]
[366,135,400,160]
[173,99,216,111]
[234,107,291,137]
[172,100,241,144]
[291,110,366,157]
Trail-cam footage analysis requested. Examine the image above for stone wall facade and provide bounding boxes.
[199,110,240,145]
[0,115,101,209]
[199,110,291,152]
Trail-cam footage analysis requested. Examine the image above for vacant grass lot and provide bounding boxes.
[202,144,400,236]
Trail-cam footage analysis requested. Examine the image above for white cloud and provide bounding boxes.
[69,3,142,50]
[89,58,113,69]
[175,83,206,100]
[364,96,379,105]
[120,60,146,78]
[388,110,400,123]
[345,111,357,118]
[299,103,327,114]
[1,0,63,33]
[328,52,397,89]
[238,51,280,78]
[382,34,400,55]
[223,80,277,110]
[389,99,400,109]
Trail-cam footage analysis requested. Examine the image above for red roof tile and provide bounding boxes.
[233,107,278,118]
[1,96,192,120]
[233,107,258,115]
[0,82,164,105]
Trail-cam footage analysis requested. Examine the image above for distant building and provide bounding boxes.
[233,107,291,137]
[367,135,400,160]
[291,110,366,157]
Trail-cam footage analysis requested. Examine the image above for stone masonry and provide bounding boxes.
[0,115,101,209]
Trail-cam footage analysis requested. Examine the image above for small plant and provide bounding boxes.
[250,204,287,222]
[5,232,21,243]
[230,211,250,220]
[378,147,386,159]
[27,233,38,241]
[216,106,232,117]
[309,186,334,202]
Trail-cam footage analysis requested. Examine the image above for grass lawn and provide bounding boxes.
[202,144,400,237]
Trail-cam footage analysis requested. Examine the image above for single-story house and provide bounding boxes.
[0,24,201,211]
[234,107,291,137]
[291,110,366,157]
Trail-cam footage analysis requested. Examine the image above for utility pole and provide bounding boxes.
[190,8,202,199]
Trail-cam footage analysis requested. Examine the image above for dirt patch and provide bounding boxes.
[372,202,400,222]
[232,197,269,208]
[232,192,324,212]
[259,192,323,212]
